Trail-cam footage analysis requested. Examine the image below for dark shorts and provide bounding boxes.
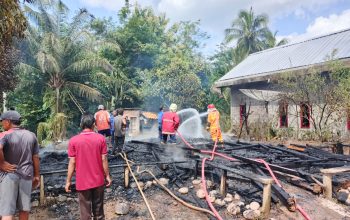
[0,173,32,216]
[98,129,111,137]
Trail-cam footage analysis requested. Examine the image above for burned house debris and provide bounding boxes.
[35,134,350,219]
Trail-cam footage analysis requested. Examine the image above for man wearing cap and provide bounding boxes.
[206,104,223,143]
[0,111,40,220]
[94,105,111,137]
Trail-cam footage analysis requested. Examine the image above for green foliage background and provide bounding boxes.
[3,1,299,141]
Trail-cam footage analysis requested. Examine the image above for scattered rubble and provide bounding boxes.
[337,189,349,203]
[243,209,261,220]
[192,179,201,185]
[159,178,169,185]
[249,201,260,211]
[115,202,130,215]
[32,200,39,207]
[206,180,213,188]
[145,181,153,189]
[57,195,67,203]
[234,193,241,200]
[227,202,241,215]
[196,189,205,199]
[215,199,226,206]
[209,195,216,203]
[224,196,233,203]
[178,187,189,194]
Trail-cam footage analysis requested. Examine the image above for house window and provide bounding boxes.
[279,101,288,128]
[300,103,310,128]
[240,104,246,125]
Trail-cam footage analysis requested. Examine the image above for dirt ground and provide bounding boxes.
[27,181,350,220]
[29,189,210,220]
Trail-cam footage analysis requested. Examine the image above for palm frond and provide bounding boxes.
[276,38,289,46]
[36,51,61,74]
[23,5,42,25]
[16,63,41,74]
[95,40,122,53]
[66,81,103,102]
[62,58,113,75]
[56,0,69,15]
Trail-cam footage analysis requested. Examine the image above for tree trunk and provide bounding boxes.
[55,87,61,113]
[2,92,7,112]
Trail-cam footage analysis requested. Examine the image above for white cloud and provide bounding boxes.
[279,9,350,44]
[79,0,347,54]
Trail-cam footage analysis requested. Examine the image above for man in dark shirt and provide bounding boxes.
[112,109,126,154]
[0,110,40,220]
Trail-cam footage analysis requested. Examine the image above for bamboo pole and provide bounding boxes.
[121,153,156,220]
[40,175,45,206]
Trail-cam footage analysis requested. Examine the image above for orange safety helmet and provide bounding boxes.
[207,104,215,109]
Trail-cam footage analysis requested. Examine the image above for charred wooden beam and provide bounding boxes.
[275,159,330,168]
[261,144,319,160]
[228,152,301,176]
[221,144,260,151]
[41,160,190,175]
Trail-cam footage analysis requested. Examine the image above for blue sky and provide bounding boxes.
[63,0,350,55]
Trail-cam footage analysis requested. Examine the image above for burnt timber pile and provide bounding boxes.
[36,139,350,219]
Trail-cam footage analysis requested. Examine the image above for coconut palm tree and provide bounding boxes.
[225,7,269,56]
[264,30,289,48]
[21,0,120,113]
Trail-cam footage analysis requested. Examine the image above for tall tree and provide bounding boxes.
[22,1,120,114]
[0,0,30,106]
[92,5,169,108]
[141,21,208,110]
[225,7,269,56]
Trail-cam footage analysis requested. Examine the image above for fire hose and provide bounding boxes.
[176,130,312,220]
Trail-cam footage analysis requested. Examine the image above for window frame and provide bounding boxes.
[279,101,288,128]
[300,103,311,129]
[239,104,246,125]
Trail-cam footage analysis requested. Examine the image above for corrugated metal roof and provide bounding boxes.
[216,28,350,87]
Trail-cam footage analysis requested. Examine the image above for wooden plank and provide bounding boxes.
[40,175,45,206]
[323,174,333,199]
[220,170,227,196]
[261,182,272,217]
[320,166,350,174]
[288,145,305,152]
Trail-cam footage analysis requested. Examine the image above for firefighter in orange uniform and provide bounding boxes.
[206,104,223,143]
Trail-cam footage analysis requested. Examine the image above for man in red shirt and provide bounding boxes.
[65,113,112,220]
